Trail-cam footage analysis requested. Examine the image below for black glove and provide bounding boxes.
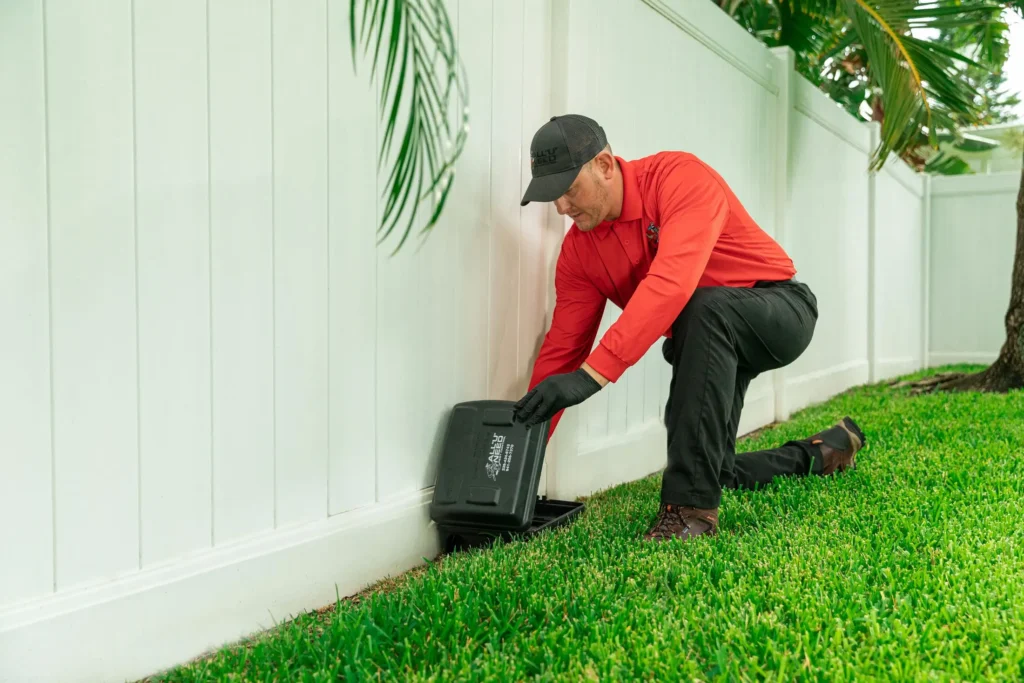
[513,369,602,427]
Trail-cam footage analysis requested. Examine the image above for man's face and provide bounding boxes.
[553,158,612,231]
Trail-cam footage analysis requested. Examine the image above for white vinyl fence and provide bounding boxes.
[0,0,1017,681]
[928,172,1020,365]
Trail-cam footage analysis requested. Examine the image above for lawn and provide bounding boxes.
[152,365,1024,682]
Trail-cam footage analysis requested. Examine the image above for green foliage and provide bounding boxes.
[933,12,1021,126]
[1006,128,1024,154]
[349,0,469,255]
[716,1,1018,171]
[923,150,974,174]
[151,367,1024,681]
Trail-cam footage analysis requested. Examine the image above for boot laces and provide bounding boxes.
[651,504,690,535]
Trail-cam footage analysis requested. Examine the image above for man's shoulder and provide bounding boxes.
[631,150,702,164]
[631,151,735,205]
[631,150,711,180]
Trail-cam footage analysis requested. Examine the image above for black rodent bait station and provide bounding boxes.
[429,400,585,552]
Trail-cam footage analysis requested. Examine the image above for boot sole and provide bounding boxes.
[842,416,866,447]
[841,416,865,471]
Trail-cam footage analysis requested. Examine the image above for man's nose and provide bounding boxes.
[554,197,570,215]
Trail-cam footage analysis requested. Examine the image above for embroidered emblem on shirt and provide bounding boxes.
[646,222,660,247]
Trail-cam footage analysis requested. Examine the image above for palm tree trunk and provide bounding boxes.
[965,149,1024,389]
[914,151,1024,393]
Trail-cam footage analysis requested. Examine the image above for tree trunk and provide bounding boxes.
[907,150,1024,394]
[975,149,1024,389]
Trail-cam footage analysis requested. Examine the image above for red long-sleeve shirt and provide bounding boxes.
[528,152,796,437]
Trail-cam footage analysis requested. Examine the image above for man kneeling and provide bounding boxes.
[512,114,866,542]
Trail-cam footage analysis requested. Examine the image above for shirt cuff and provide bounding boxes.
[585,343,630,383]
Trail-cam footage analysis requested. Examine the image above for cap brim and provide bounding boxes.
[519,166,582,206]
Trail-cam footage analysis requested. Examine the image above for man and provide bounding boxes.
[513,114,866,542]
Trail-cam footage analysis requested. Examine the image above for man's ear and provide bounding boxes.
[593,150,616,180]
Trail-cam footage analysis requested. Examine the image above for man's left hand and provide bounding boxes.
[513,368,603,426]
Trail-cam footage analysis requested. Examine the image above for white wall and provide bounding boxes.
[928,172,1020,365]
[2,0,999,681]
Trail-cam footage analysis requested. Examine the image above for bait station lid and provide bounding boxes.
[430,400,583,544]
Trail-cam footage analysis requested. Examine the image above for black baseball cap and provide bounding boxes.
[520,114,608,206]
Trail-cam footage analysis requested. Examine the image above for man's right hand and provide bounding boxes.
[513,369,602,427]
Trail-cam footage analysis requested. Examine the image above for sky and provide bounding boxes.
[1004,10,1024,121]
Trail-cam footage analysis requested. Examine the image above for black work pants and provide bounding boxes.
[661,279,820,509]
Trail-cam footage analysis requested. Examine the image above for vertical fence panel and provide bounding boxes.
[416,9,467,492]
[928,174,1018,365]
[488,0,525,403]
[451,0,492,411]
[645,344,665,425]
[583,313,613,442]
[607,368,629,437]
[45,0,140,589]
[872,154,926,381]
[921,174,932,367]
[327,1,378,516]
[133,0,213,565]
[271,0,330,525]
[0,0,53,606]
[209,0,275,544]
[626,354,647,432]
[770,47,794,422]
[866,124,879,383]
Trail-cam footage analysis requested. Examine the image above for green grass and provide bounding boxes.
[152,365,1024,682]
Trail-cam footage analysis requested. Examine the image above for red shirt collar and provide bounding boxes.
[592,157,642,239]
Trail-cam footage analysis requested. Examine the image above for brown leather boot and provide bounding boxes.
[807,416,865,475]
[643,503,719,542]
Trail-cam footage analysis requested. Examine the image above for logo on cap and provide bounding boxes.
[531,147,559,169]
[520,113,608,206]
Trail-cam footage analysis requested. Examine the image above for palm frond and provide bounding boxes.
[779,1,842,57]
[715,0,1015,167]
[924,150,974,175]
[816,23,859,64]
[841,1,921,167]
[832,0,1004,169]
[350,0,469,256]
